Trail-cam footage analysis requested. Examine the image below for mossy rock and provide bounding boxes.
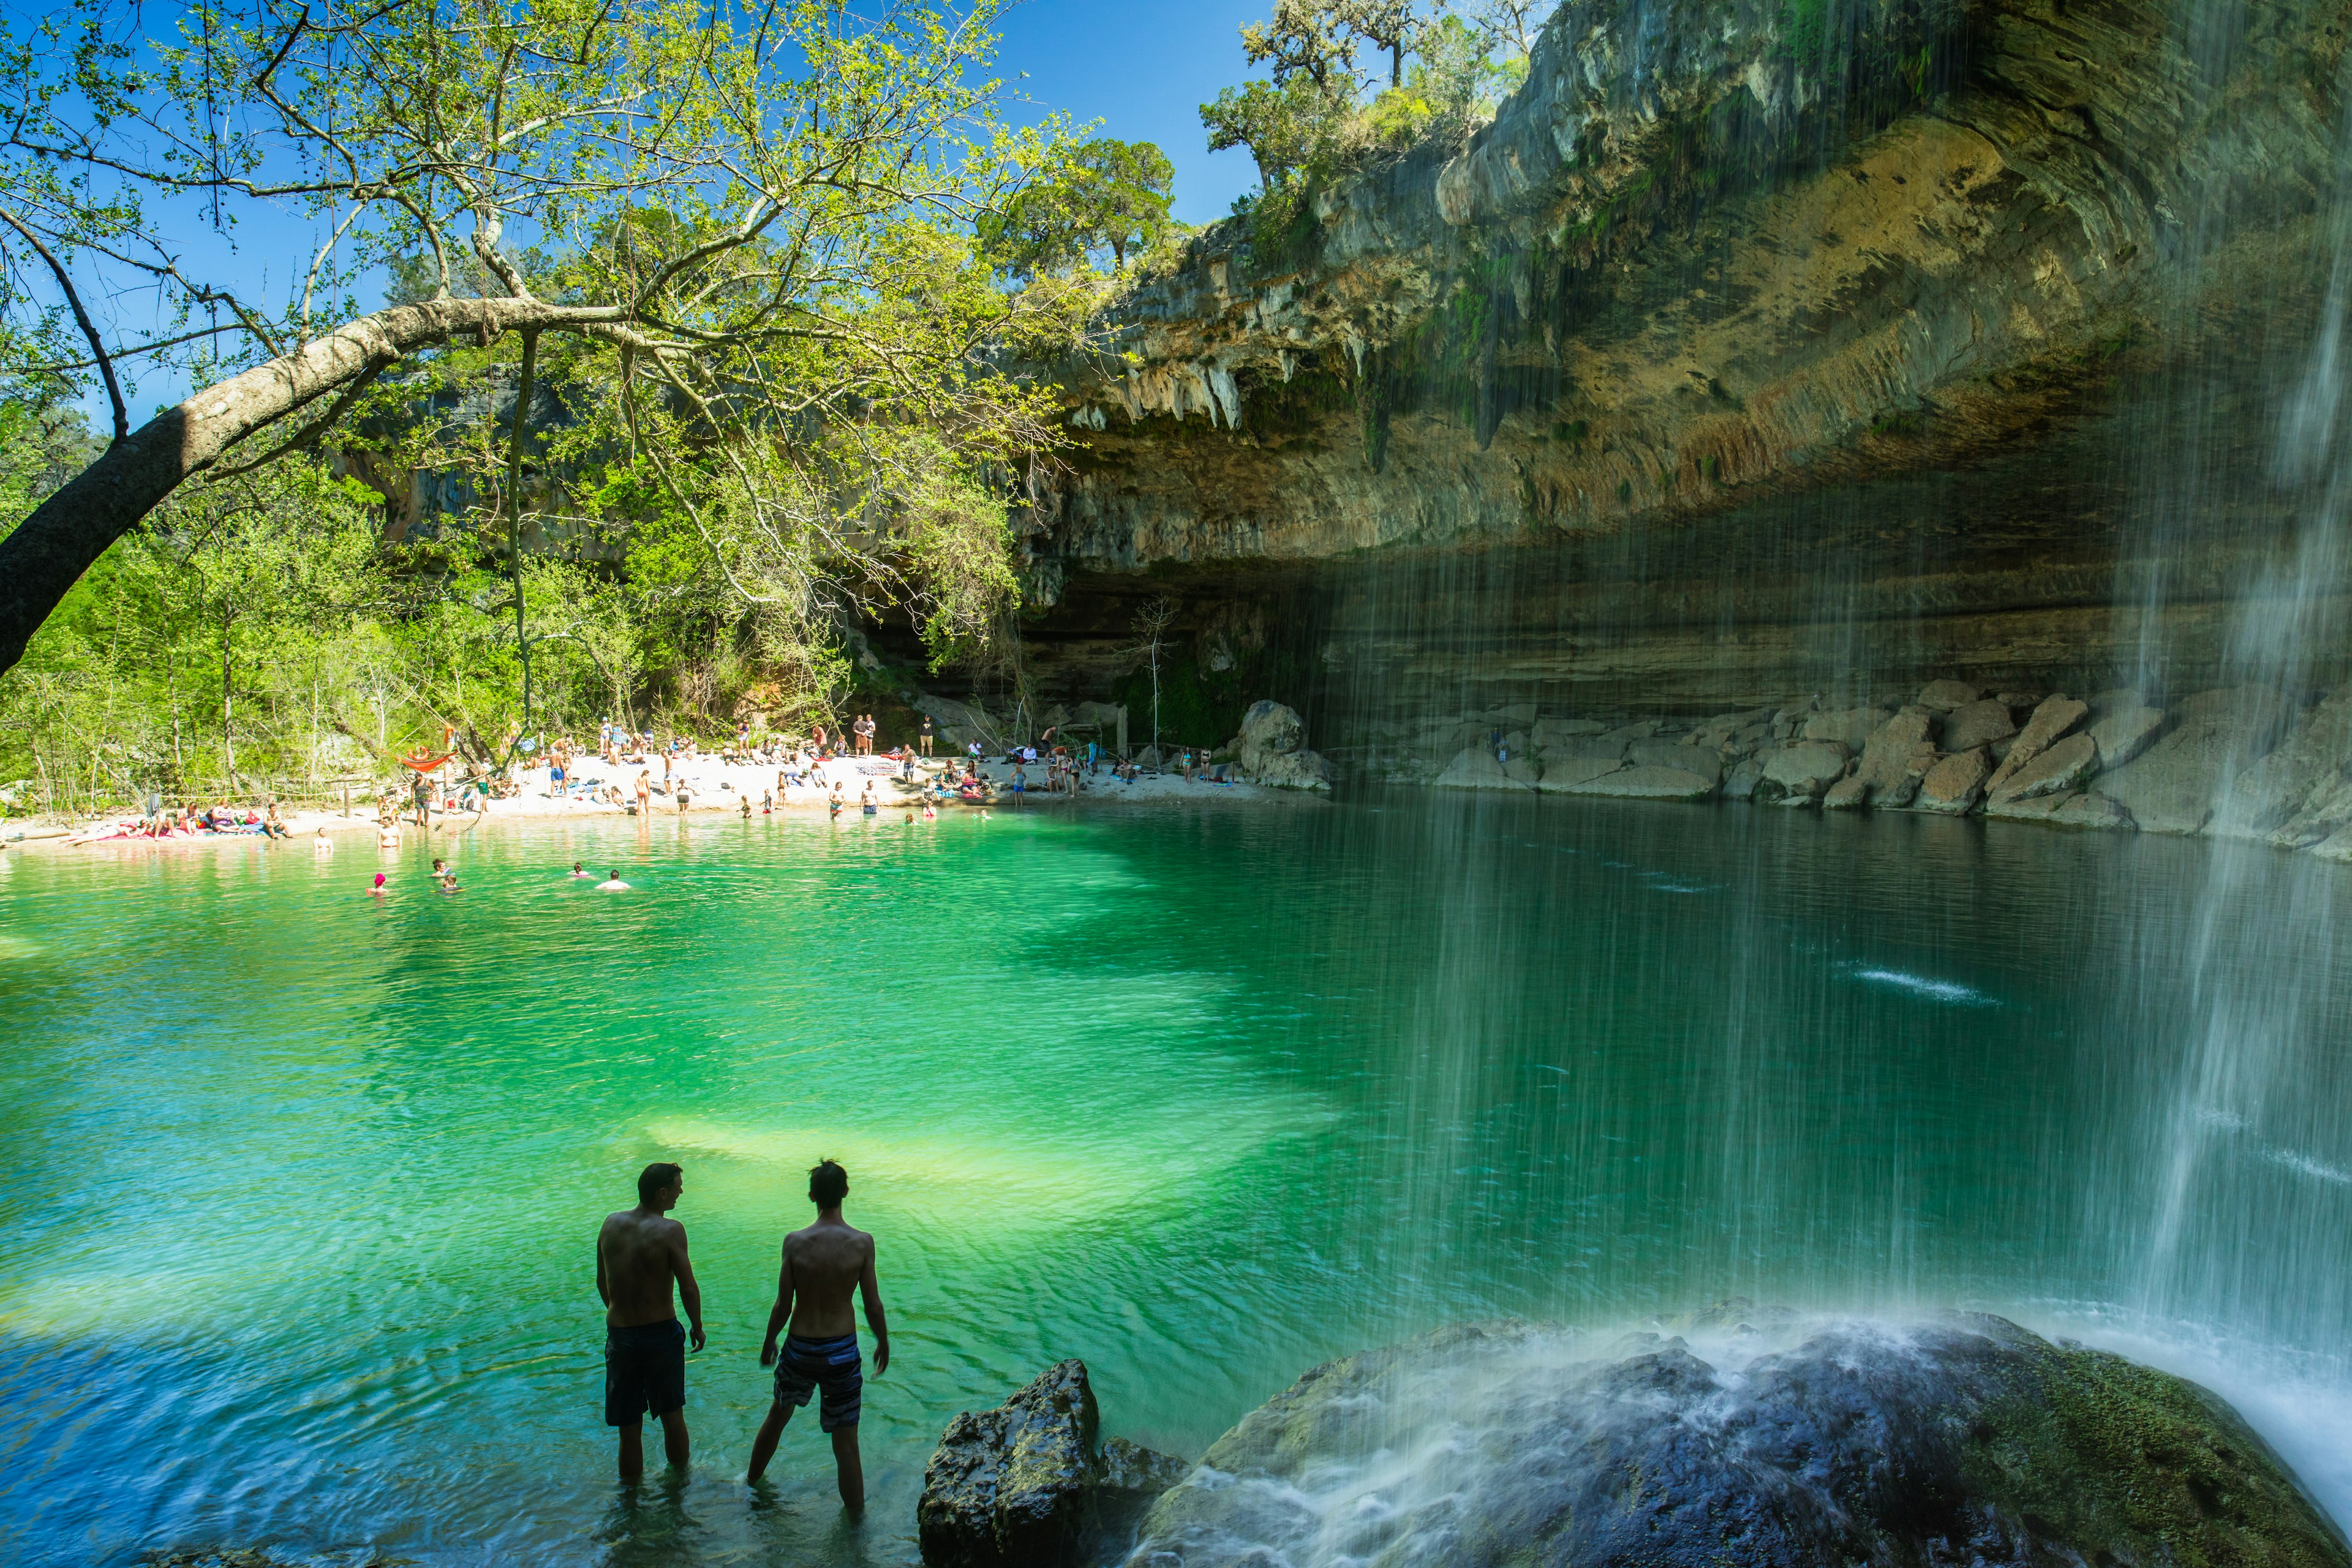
[1131,1313,2348,1568]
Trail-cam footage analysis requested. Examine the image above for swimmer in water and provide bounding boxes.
[315,826,334,853]
[571,861,591,878]
[369,872,388,895]
[596,870,631,891]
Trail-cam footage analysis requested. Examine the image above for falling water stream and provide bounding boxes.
[1,797,2348,1566]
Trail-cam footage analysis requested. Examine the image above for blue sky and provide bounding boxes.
[993,0,1270,225]
[36,0,1277,423]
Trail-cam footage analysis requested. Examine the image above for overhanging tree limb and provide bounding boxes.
[0,209,127,445]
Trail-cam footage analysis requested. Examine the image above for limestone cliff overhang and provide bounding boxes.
[1041,0,2352,574]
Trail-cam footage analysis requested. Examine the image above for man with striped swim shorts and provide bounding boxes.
[747,1158,891,1511]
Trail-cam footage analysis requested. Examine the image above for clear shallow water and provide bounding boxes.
[1,793,2349,1564]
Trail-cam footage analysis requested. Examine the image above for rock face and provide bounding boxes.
[918,1362,1189,1568]
[1129,1316,2351,1568]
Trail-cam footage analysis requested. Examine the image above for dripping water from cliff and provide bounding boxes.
[2108,8,2352,1393]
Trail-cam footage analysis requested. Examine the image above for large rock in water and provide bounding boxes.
[1129,1316,2351,1568]
[919,1361,1187,1568]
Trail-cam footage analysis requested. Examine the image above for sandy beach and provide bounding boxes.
[4,752,1319,854]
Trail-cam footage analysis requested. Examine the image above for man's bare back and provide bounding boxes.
[598,1208,698,1330]
[780,1218,874,1338]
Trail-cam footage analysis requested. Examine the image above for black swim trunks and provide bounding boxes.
[605,1318,686,1426]
[772,1333,863,1430]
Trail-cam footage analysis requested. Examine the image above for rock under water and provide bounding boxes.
[1126,1313,2351,1568]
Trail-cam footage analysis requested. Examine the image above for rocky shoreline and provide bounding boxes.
[921,1311,2352,1568]
[1340,679,2352,861]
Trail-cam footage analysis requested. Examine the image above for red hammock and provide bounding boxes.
[400,750,456,774]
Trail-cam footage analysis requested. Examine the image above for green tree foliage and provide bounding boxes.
[0,0,1096,680]
[982,139,1177,275]
[1203,77,1352,192]
[1205,1,1536,195]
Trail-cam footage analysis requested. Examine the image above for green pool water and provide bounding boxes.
[2,793,2350,1564]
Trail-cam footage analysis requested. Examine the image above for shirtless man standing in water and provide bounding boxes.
[747,1159,890,1509]
[597,1163,706,1482]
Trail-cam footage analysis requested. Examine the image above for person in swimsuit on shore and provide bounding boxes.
[597,1162,706,1482]
[747,1159,889,1510]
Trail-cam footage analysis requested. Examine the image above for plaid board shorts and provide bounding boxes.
[774,1333,863,1430]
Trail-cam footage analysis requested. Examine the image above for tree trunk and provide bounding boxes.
[0,295,623,676]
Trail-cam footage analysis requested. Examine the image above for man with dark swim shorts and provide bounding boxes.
[597,1162,706,1482]
[747,1158,890,1510]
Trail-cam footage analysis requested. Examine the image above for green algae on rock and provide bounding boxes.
[1129,1314,2351,1568]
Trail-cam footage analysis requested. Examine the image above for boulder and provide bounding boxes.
[1098,1436,1192,1541]
[1544,737,1629,764]
[919,1361,1189,1568]
[1235,700,1302,757]
[2212,687,2352,843]
[1689,710,1772,750]
[1987,731,2100,805]
[1938,698,2019,752]
[2099,687,2277,835]
[1627,739,1719,783]
[1231,702,1332,790]
[1984,695,2089,793]
[1721,757,1765,801]
[1913,747,1991,814]
[2054,791,2136,831]
[1129,1316,2352,1568]
[918,1360,1098,1567]
[1435,747,1531,791]
[1915,678,1982,710]
[1802,707,1891,750]
[1531,717,1607,745]
[1985,792,2071,823]
[1822,775,1871,810]
[1563,765,1717,801]
[2088,703,2167,769]
[1754,741,1848,804]
[1537,755,1625,792]
[1853,708,1935,793]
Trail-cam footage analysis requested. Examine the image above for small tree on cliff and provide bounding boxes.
[0,0,1093,680]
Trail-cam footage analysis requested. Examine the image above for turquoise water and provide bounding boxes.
[2,794,2350,1564]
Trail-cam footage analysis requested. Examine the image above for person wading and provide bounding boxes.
[597,1162,706,1482]
[746,1159,890,1510]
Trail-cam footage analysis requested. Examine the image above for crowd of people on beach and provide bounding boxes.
[47,707,1243,854]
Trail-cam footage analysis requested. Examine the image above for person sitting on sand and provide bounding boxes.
[746,1159,889,1510]
[596,870,631,891]
[597,1162,705,1483]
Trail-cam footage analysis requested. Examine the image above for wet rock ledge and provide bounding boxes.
[932,1314,2350,1568]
